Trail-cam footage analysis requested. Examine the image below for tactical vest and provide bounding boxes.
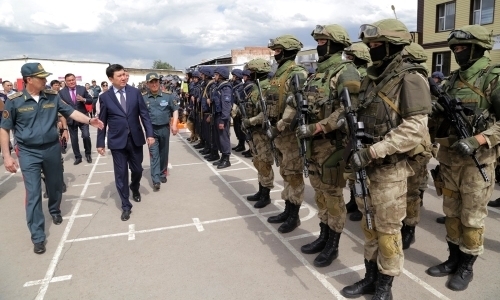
[304,61,349,123]
[212,80,231,113]
[232,81,244,104]
[246,80,270,118]
[358,61,428,143]
[440,62,500,136]
[266,63,299,121]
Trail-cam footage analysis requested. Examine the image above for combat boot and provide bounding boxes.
[267,200,290,223]
[447,252,477,291]
[206,150,220,162]
[278,203,301,233]
[193,141,205,149]
[349,210,362,221]
[313,229,340,267]
[488,198,500,207]
[341,259,378,298]
[234,141,246,152]
[346,188,357,213]
[372,273,393,300]
[247,183,262,201]
[254,186,271,208]
[217,154,231,169]
[426,241,460,277]
[301,222,329,254]
[401,224,416,250]
[212,156,224,166]
[200,147,211,155]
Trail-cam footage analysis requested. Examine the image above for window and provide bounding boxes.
[432,52,452,76]
[472,0,495,25]
[437,2,456,31]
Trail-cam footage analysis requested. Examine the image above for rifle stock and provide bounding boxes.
[340,87,373,230]
[234,88,258,155]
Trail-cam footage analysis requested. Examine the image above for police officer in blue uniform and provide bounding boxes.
[230,69,246,152]
[199,68,218,160]
[0,63,104,254]
[143,73,179,190]
[187,71,202,143]
[211,67,232,169]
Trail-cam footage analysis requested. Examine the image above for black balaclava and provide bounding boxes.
[454,44,485,70]
[353,57,368,67]
[275,49,299,67]
[370,42,404,71]
[317,41,345,63]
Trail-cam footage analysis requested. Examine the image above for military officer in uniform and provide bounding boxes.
[242,59,274,208]
[210,67,232,169]
[264,35,308,233]
[295,24,361,268]
[0,63,104,254]
[340,20,432,299]
[143,73,179,190]
[426,25,500,292]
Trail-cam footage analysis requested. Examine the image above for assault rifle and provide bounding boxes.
[340,87,373,230]
[290,74,309,177]
[428,78,489,182]
[256,79,280,167]
[234,88,258,155]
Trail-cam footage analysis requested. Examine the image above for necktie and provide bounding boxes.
[118,89,126,112]
[71,89,76,103]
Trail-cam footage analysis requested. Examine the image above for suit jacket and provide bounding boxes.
[97,84,153,150]
[58,85,93,126]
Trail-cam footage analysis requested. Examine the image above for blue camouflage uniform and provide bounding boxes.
[143,73,179,185]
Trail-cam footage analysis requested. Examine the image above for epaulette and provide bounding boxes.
[44,89,58,95]
[8,91,23,100]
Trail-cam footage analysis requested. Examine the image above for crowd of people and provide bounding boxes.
[1,17,500,300]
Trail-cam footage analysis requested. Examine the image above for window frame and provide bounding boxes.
[470,0,495,25]
[432,51,452,77]
[436,1,457,32]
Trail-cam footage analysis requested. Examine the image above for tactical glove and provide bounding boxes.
[266,126,280,140]
[296,124,317,139]
[350,148,373,171]
[242,118,252,129]
[451,136,480,156]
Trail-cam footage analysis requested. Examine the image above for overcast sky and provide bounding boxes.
[0,0,417,70]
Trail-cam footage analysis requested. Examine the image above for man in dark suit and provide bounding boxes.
[58,73,93,164]
[97,64,154,221]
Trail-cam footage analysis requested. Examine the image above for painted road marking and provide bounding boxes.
[72,182,100,187]
[24,275,72,287]
[128,224,136,241]
[62,214,92,220]
[192,218,205,232]
[65,196,96,202]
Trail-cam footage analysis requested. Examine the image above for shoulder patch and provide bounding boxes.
[44,89,57,95]
[8,91,23,100]
[2,110,9,119]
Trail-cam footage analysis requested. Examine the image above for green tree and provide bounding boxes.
[152,60,174,70]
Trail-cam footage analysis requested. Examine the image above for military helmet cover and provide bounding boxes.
[245,58,272,73]
[344,42,371,63]
[402,42,428,62]
[268,34,303,50]
[311,24,352,47]
[359,19,412,45]
[447,24,493,50]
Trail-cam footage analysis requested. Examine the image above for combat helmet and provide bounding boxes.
[268,35,303,51]
[358,19,412,45]
[311,24,351,47]
[245,58,272,73]
[447,25,493,50]
[344,42,371,63]
[402,43,428,63]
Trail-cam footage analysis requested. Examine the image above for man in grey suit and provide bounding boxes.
[58,73,93,164]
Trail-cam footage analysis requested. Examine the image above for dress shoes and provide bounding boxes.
[121,210,132,221]
[153,182,160,191]
[73,158,82,165]
[131,190,141,202]
[34,242,46,254]
[86,155,92,163]
[160,177,167,183]
[51,214,63,225]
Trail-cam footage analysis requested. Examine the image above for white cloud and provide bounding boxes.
[0,0,418,69]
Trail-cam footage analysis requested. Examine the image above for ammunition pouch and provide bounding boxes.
[434,136,458,148]
[321,148,346,187]
[266,94,281,119]
[372,153,407,166]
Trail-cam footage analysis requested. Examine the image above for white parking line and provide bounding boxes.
[192,218,205,232]
[93,171,114,174]
[84,163,107,166]
[65,196,96,202]
[227,178,258,184]
[128,224,136,241]
[62,214,92,220]
[0,172,17,186]
[285,231,320,242]
[171,162,204,167]
[217,167,250,173]
[326,264,365,278]
[23,275,73,287]
[72,182,100,187]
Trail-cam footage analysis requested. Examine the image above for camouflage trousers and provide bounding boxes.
[440,162,495,256]
[274,129,304,205]
[404,151,431,226]
[308,139,346,233]
[355,160,410,276]
[251,130,274,189]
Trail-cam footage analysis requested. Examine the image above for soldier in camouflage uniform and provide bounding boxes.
[242,59,275,208]
[265,35,308,233]
[399,42,434,250]
[340,19,432,300]
[293,24,360,268]
[426,25,500,292]
[343,42,372,222]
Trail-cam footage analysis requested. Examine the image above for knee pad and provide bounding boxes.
[326,196,344,217]
[362,218,378,242]
[315,193,326,210]
[462,226,484,250]
[378,232,402,259]
[445,217,462,241]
